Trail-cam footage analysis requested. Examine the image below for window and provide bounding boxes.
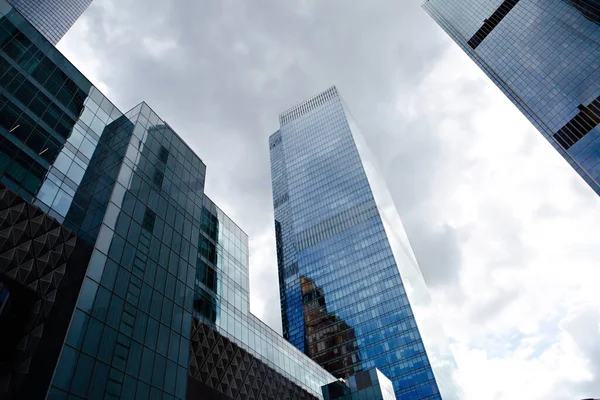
[158,146,169,163]
[197,260,218,292]
[193,288,217,323]
[152,168,164,187]
[142,207,156,232]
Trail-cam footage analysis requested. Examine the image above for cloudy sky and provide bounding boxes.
[57,0,600,398]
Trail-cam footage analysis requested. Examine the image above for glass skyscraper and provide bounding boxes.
[269,86,460,399]
[0,3,359,399]
[6,0,92,44]
[423,0,600,196]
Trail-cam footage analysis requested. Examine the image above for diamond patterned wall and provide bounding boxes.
[188,318,319,400]
[0,181,78,398]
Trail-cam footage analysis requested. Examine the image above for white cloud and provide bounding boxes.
[141,37,178,58]
[405,45,600,399]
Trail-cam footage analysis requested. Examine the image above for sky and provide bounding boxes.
[57,0,600,398]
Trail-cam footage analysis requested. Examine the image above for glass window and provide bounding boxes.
[152,354,166,388]
[157,323,169,356]
[65,310,88,349]
[136,381,150,400]
[87,250,107,284]
[100,259,118,291]
[37,179,59,207]
[66,161,85,184]
[53,346,78,391]
[164,359,177,395]
[80,138,95,159]
[90,115,106,135]
[140,346,155,383]
[97,325,117,364]
[87,361,109,400]
[77,279,98,314]
[126,341,143,376]
[168,331,179,362]
[92,286,111,322]
[146,317,159,349]
[70,353,94,397]
[106,296,124,328]
[81,317,103,357]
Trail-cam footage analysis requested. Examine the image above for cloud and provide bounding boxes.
[58,1,600,398]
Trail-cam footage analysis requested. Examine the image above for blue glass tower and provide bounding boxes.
[6,0,92,44]
[423,0,600,195]
[269,87,460,399]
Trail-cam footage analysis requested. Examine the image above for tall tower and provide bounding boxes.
[269,86,459,399]
[423,0,600,195]
[6,0,93,44]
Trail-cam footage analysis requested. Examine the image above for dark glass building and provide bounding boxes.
[0,3,350,399]
[269,86,460,399]
[5,0,92,44]
[423,0,600,196]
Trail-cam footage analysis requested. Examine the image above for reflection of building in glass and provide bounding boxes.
[269,86,460,398]
[423,0,600,196]
[190,196,337,398]
[300,276,361,379]
[6,0,94,44]
[0,3,346,399]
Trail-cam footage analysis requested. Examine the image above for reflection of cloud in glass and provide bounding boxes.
[343,99,463,399]
[273,87,458,397]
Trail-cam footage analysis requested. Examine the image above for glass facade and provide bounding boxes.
[0,4,341,400]
[192,196,336,398]
[270,86,460,399]
[423,0,600,196]
[6,0,93,44]
[0,5,124,397]
[48,103,207,400]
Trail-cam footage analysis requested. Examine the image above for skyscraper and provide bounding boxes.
[269,86,460,399]
[5,0,92,44]
[423,0,600,195]
[0,4,358,399]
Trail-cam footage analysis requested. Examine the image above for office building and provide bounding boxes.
[0,3,365,399]
[5,0,92,44]
[423,0,600,195]
[188,196,338,399]
[269,86,460,398]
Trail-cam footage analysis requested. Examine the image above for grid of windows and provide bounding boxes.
[0,3,339,399]
[48,103,206,400]
[423,0,600,195]
[0,6,122,225]
[6,0,93,45]
[270,87,458,398]
[194,196,336,398]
